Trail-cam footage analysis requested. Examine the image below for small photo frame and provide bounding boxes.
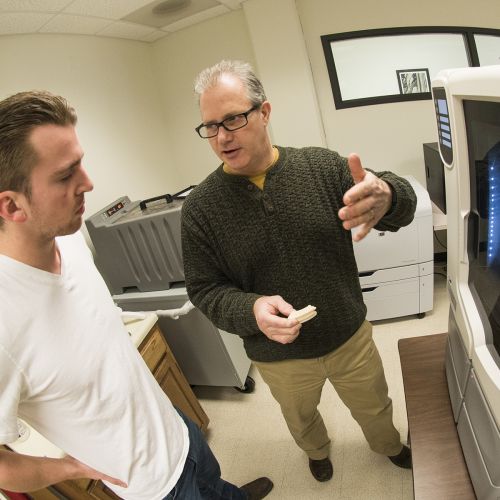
[396,68,431,94]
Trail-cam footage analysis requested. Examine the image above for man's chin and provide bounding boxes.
[223,161,248,174]
[57,219,83,237]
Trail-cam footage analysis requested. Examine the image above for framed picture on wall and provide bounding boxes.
[396,68,431,94]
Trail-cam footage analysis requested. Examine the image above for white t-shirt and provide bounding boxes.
[0,232,189,500]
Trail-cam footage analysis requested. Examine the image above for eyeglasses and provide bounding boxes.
[195,105,260,139]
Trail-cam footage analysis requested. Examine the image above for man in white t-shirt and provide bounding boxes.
[0,90,273,500]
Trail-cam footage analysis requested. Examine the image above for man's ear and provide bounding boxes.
[0,191,28,223]
[261,101,271,125]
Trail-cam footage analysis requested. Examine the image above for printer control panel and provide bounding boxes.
[98,197,131,221]
[104,200,126,218]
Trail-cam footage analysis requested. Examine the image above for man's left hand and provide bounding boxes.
[338,153,392,242]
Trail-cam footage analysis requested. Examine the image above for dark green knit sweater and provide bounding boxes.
[181,146,417,362]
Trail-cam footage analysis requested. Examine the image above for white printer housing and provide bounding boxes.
[353,175,434,321]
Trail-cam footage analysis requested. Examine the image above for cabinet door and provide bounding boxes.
[140,326,166,373]
[142,326,209,431]
[154,353,209,431]
[87,480,122,500]
[19,489,60,500]
[49,479,94,499]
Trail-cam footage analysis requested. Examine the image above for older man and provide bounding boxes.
[182,60,416,483]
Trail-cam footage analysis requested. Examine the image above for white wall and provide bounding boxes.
[0,34,180,221]
[2,1,500,215]
[296,0,500,184]
[243,0,325,148]
[151,9,257,187]
[148,0,500,188]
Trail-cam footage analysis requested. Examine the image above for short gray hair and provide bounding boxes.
[194,60,266,106]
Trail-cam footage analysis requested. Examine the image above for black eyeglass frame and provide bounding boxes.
[195,104,260,138]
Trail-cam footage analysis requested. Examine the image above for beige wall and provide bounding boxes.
[244,0,326,149]
[150,0,500,188]
[151,9,257,187]
[1,0,500,215]
[0,34,179,223]
[296,0,500,184]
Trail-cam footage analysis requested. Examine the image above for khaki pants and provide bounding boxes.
[253,321,402,460]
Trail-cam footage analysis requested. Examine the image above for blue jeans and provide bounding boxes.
[163,409,247,499]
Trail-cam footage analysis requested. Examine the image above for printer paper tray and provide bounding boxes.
[362,277,420,321]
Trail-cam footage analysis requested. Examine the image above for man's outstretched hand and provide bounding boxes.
[338,153,392,241]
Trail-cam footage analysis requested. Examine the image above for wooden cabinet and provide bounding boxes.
[17,322,208,500]
[138,323,209,431]
[47,479,116,500]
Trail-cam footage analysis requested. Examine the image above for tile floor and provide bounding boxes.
[193,271,450,499]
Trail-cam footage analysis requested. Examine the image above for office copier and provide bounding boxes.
[85,192,253,391]
[353,176,434,321]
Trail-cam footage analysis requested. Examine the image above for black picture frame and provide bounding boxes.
[396,68,431,95]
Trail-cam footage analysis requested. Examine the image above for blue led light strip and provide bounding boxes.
[487,150,500,267]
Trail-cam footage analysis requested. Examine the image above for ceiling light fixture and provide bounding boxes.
[152,0,191,16]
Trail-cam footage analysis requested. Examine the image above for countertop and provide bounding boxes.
[123,311,158,348]
[7,312,158,458]
[398,333,475,499]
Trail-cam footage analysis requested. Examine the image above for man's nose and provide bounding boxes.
[79,167,94,193]
[217,126,233,143]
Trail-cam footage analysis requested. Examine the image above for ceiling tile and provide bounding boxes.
[217,0,244,9]
[161,5,229,32]
[140,29,169,42]
[0,0,239,42]
[0,12,54,34]
[98,20,156,40]
[38,13,111,34]
[0,0,72,13]
[63,0,154,21]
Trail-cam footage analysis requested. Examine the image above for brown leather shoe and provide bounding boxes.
[309,457,333,482]
[240,477,273,499]
[388,445,412,469]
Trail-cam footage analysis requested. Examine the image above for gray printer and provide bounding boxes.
[85,190,253,391]
[85,192,186,295]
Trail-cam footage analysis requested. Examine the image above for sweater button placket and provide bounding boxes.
[262,193,274,214]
